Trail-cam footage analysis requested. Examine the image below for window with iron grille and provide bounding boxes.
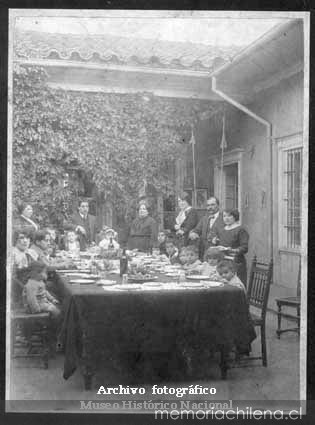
[283,147,302,249]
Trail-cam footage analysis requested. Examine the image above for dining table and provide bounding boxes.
[55,254,256,390]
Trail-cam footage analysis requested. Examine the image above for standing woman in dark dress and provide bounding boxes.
[214,209,249,286]
[127,203,158,253]
[174,192,199,247]
[13,202,39,235]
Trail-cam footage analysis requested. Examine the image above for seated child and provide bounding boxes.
[178,246,189,266]
[182,245,202,274]
[200,247,225,279]
[23,261,61,318]
[45,226,59,257]
[164,236,179,264]
[158,230,170,255]
[216,259,246,291]
[99,227,120,251]
[64,230,81,255]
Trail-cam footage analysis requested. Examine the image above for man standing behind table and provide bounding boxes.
[189,196,225,259]
[68,200,97,251]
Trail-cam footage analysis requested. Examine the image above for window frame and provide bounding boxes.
[277,134,303,253]
[212,148,244,222]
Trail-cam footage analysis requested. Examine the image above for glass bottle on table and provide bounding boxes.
[109,236,114,250]
[178,269,186,283]
[90,254,97,275]
[120,248,128,276]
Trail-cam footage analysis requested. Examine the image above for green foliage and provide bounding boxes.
[12,64,214,226]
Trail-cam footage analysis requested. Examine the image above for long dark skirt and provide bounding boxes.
[235,257,247,288]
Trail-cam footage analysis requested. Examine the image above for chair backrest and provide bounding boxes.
[247,255,273,317]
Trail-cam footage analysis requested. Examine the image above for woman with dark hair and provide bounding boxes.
[13,202,39,234]
[214,209,249,286]
[127,203,158,253]
[174,192,199,247]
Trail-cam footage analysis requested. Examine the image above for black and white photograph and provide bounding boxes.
[6,9,309,417]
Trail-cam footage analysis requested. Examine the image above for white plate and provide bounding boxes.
[96,280,117,286]
[164,267,182,272]
[69,279,95,284]
[165,273,180,277]
[143,282,162,287]
[186,275,211,281]
[116,284,142,290]
[180,282,205,288]
[204,281,224,288]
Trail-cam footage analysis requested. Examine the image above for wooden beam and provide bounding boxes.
[47,81,221,100]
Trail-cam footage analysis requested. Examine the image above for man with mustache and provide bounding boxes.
[189,196,225,259]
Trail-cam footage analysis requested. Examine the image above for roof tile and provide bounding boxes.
[14,30,242,71]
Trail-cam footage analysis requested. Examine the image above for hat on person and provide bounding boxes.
[103,227,117,238]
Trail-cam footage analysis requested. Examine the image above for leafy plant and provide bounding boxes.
[12,64,217,227]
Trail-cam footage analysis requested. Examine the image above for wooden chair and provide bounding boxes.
[275,257,301,339]
[246,256,273,367]
[11,307,51,369]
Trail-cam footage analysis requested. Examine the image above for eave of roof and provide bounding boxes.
[14,30,243,72]
[210,19,303,94]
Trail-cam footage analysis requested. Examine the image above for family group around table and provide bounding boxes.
[11,193,249,351]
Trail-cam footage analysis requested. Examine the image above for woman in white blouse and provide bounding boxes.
[174,192,199,247]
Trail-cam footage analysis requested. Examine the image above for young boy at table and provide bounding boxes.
[199,247,225,279]
[164,236,179,264]
[23,261,63,350]
[23,261,61,317]
[157,229,170,255]
[216,259,246,291]
[98,227,120,251]
[178,246,188,266]
[182,245,202,274]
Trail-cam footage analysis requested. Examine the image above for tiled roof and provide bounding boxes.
[14,30,242,71]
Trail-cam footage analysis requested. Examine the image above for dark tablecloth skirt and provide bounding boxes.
[56,274,256,380]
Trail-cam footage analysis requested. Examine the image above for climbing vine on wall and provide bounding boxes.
[12,64,218,226]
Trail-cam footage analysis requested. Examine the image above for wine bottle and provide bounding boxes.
[109,236,114,249]
[120,248,128,276]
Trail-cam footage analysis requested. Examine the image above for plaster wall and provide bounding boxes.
[224,72,303,289]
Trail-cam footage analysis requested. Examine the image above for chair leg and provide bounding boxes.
[261,325,267,367]
[42,326,49,369]
[276,303,282,339]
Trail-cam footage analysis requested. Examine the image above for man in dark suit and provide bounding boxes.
[189,196,225,259]
[70,200,97,251]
